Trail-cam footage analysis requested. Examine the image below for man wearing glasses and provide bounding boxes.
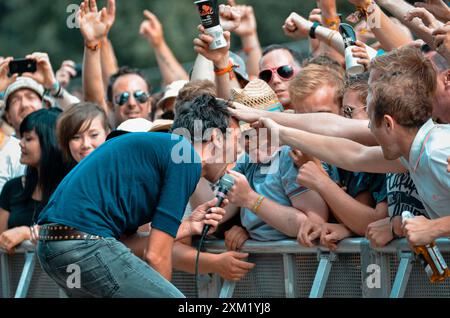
[257,45,303,111]
[106,66,153,127]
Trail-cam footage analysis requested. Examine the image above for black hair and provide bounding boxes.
[171,94,231,143]
[19,108,69,207]
[262,44,304,66]
[107,66,152,103]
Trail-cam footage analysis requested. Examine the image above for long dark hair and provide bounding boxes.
[19,108,69,206]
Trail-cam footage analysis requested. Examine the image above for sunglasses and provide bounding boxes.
[258,65,295,83]
[114,90,150,106]
[342,105,367,119]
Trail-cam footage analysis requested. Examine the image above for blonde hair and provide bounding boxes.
[289,64,344,106]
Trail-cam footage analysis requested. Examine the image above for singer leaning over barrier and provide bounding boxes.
[36,94,240,298]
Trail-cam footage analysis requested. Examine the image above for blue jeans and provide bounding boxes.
[37,236,185,298]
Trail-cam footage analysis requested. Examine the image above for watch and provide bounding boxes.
[309,21,322,39]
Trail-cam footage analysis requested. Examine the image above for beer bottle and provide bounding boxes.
[402,211,450,283]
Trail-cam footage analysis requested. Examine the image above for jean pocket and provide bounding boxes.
[43,240,101,262]
[55,251,119,298]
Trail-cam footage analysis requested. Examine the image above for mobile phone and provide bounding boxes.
[8,58,37,76]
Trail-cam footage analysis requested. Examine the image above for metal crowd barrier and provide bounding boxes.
[1,238,450,298]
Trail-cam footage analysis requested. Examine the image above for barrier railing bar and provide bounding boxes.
[1,253,11,298]
[309,252,335,298]
[203,238,450,254]
[283,254,296,298]
[14,252,36,298]
[219,280,236,298]
[390,252,414,298]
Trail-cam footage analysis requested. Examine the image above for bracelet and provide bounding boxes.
[30,225,38,243]
[85,41,102,51]
[214,61,235,80]
[324,16,340,31]
[242,46,254,54]
[309,21,322,39]
[252,195,265,213]
[50,81,63,98]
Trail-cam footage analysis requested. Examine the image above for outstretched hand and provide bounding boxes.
[78,0,111,46]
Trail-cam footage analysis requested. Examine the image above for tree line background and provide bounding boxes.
[0,0,412,90]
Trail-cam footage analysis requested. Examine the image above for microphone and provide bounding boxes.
[201,173,235,237]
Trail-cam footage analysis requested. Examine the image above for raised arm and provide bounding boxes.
[283,12,378,59]
[194,25,232,100]
[22,52,80,110]
[376,0,443,47]
[414,0,450,23]
[228,2,262,79]
[139,10,189,86]
[100,0,118,88]
[79,0,111,113]
[100,39,119,89]
[348,0,413,51]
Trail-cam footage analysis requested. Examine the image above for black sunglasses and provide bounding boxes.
[114,90,150,106]
[258,65,295,83]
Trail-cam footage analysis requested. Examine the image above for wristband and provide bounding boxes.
[214,61,235,80]
[51,81,63,98]
[309,21,322,39]
[242,46,255,54]
[324,16,340,31]
[85,41,102,51]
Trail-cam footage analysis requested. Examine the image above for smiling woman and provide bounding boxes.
[56,102,110,168]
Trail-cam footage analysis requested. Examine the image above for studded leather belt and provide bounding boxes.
[39,224,102,241]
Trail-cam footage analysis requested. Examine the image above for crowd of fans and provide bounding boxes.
[0,0,449,287]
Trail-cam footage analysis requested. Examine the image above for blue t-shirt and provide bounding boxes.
[38,133,202,239]
[234,146,309,241]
